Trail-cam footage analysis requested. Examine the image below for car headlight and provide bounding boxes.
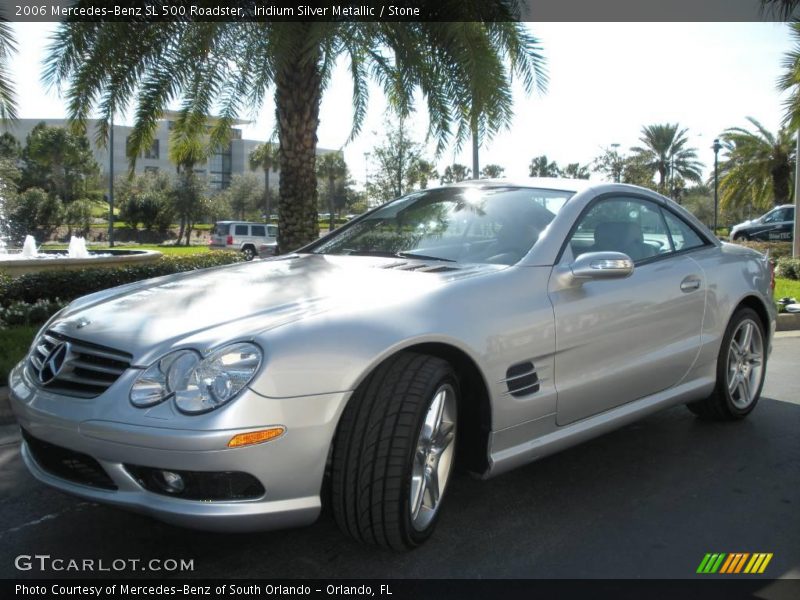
[130,343,262,414]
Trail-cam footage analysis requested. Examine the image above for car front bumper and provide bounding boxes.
[8,362,351,532]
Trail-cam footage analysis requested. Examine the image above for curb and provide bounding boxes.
[777,312,800,332]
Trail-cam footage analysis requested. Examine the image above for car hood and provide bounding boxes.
[49,254,501,365]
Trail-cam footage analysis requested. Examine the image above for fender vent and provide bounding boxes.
[504,361,540,397]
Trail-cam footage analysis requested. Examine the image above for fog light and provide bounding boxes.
[228,427,285,448]
[159,470,185,494]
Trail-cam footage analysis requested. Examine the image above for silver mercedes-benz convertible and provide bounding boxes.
[9,179,776,549]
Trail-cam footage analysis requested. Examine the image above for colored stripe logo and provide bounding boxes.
[697,553,773,574]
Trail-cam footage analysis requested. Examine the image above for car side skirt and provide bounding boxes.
[485,374,716,479]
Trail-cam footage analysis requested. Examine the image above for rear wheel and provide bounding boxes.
[241,245,256,261]
[687,308,766,420]
[331,352,458,550]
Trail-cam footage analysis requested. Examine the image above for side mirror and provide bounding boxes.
[570,251,634,281]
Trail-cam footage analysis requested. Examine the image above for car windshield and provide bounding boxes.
[308,186,572,265]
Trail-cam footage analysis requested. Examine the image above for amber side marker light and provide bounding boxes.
[228,427,286,448]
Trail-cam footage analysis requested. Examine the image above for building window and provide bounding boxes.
[144,166,159,174]
[209,142,232,190]
[143,139,160,160]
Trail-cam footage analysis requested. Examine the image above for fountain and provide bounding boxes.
[0,234,162,278]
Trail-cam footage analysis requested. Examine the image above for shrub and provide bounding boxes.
[5,187,64,243]
[64,198,94,237]
[729,240,793,261]
[0,251,244,307]
[776,257,800,280]
[0,298,67,327]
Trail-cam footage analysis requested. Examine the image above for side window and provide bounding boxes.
[762,209,784,224]
[234,225,248,236]
[571,197,672,263]
[267,225,278,237]
[250,225,266,237]
[662,210,707,252]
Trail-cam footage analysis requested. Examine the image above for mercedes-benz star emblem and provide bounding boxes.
[38,342,70,385]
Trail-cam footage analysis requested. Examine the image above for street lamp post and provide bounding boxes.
[712,138,722,238]
[108,114,115,248]
[610,143,621,183]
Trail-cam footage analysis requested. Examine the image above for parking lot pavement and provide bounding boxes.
[0,335,798,579]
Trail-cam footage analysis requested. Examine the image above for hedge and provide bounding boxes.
[776,257,800,281]
[729,240,793,261]
[0,251,244,307]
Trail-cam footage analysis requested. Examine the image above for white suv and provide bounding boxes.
[209,221,278,260]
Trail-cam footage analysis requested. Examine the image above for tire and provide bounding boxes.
[241,245,255,261]
[331,352,459,550]
[732,233,749,242]
[687,307,766,420]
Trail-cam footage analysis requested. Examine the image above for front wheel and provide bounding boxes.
[732,233,749,242]
[687,307,766,420]
[331,352,458,550]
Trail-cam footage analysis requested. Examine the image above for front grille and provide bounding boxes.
[27,330,131,398]
[22,429,117,490]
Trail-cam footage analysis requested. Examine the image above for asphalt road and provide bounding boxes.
[1,334,798,580]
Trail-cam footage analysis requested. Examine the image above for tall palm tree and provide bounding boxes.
[316,151,347,233]
[44,7,547,251]
[630,123,703,195]
[717,117,795,213]
[249,142,280,222]
[0,18,17,121]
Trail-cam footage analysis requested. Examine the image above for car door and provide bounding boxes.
[548,195,708,426]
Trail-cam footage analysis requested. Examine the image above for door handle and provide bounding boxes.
[680,276,702,292]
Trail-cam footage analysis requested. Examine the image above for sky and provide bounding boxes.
[7,21,795,187]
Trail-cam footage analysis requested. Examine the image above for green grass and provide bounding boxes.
[0,325,38,387]
[776,277,800,304]
[42,243,212,256]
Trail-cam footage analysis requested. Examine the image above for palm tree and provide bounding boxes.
[249,142,280,222]
[560,163,590,179]
[528,155,560,177]
[779,22,800,130]
[0,18,17,121]
[316,151,347,233]
[761,0,799,18]
[440,163,471,184]
[717,117,795,213]
[44,11,547,251]
[167,119,220,245]
[480,164,505,179]
[630,123,703,196]
[409,159,439,190]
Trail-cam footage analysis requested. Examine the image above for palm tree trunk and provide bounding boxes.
[773,163,791,205]
[264,168,270,222]
[472,125,479,179]
[328,175,335,233]
[275,43,321,252]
